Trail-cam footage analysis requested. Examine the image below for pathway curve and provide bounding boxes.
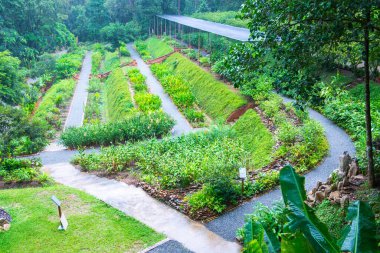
[206,97,356,241]
[127,43,193,136]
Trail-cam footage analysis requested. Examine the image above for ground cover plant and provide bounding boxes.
[135,37,174,61]
[33,79,76,136]
[61,112,174,149]
[126,68,162,112]
[0,185,164,252]
[163,53,247,121]
[101,51,120,73]
[151,63,207,127]
[104,68,135,122]
[191,11,248,28]
[84,78,104,125]
[0,158,50,187]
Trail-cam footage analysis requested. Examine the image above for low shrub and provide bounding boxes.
[232,109,275,169]
[84,79,103,125]
[134,93,161,112]
[104,68,135,122]
[101,51,120,73]
[119,42,130,57]
[136,37,173,60]
[0,158,50,184]
[91,51,103,74]
[55,51,84,80]
[164,53,246,121]
[34,79,76,134]
[61,112,174,149]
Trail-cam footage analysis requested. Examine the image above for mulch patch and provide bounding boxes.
[0,180,43,190]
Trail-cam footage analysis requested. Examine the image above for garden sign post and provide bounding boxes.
[51,195,68,231]
[239,167,247,195]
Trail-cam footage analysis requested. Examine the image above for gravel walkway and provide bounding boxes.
[206,97,356,241]
[127,44,193,136]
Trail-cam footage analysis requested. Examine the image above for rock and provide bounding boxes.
[339,152,352,177]
[338,181,344,191]
[331,184,337,192]
[340,195,349,208]
[342,177,349,187]
[314,191,325,203]
[326,176,332,185]
[329,191,340,201]
[348,159,359,178]
[324,185,332,195]
[316,181,322,190]
[307,194,315,203]
[352,174,365,181]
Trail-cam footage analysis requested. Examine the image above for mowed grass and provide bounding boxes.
[165,53,247,121]
[145,37,173,59]
[232,109,275,169]
[0,186,164,253]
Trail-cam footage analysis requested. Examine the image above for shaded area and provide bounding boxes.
[158,15,250,42]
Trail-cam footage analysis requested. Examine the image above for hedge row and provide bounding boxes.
[164,53,247,120]
[104,68,135,122]
[60,111,175,149]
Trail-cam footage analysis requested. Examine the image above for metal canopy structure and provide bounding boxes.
[157,15,250,42]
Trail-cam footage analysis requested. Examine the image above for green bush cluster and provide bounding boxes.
[119,42,130,57]
[101,51,120,73]
[232,109,275,169]
[0,106,48,157]
[84,78,103,125]
[191,11,248,28]
[61,111,174,149]
[104,68,135,122]
[34,79,76,135]
[91,51,103,75]
[151,63,206,126]
[55,51,84,80]
[135,37,173,61]
[0,158,50,184]
[126,68,162,112]
[164,53,247,121]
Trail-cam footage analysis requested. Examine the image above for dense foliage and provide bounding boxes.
[135,37,174,60]
[61,112,174,149]
[240,166,378,253]
[164,53,246,120]
[0,158,49,184]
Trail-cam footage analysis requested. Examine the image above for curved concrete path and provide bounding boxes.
[127,43,193,136]
[206,97,356,241]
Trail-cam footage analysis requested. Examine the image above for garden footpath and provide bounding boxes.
[127,43,193,136]
[206,96,356,241]
[36,46,355,252]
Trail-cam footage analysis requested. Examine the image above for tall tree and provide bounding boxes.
[241,0,380,187]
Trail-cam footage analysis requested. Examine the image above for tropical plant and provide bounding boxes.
[241,165,378,253]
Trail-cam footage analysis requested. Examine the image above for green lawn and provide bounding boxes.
[0,186,164,253]
[145,37,173,59]
[164,53,247,121]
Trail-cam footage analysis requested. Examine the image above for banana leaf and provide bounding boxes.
[243,218,281,253]
[280,165,340,253]
[339,200,378,253]
[281,232,315,253]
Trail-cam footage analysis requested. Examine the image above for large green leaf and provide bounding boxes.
[339,201,378,253]
[281,232,315,253]
[262,224,281,253]
[280,165,340,253]
[244,219,268,253]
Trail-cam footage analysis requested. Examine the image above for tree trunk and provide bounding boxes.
[364,9,375,187]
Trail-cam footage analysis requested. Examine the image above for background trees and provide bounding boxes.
[240,0,380,186]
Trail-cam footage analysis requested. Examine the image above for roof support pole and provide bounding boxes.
[198,29,201,64]
[160,17,163,37]
[165,19,167,36]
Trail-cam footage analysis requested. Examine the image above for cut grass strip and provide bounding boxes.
[164,53,247,121]
[0,185,164,253]
[232,109,275,169]
[104,68,135,122]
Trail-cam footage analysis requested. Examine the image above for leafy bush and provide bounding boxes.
[119,43,130,57]
[84,79,103,125]
[164,53,247,121]
[151,63,206,127]
[55,52,84,80]
[101,51,120,73]
[104,68,135,122]
[91,51,103,74]
[0,158,50,184]
[61,111,174,149]
[135,37,173,60]
[232,109,275,169]
[34,79,76,134]
[0,106,48,157]
[134,93,161,112]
